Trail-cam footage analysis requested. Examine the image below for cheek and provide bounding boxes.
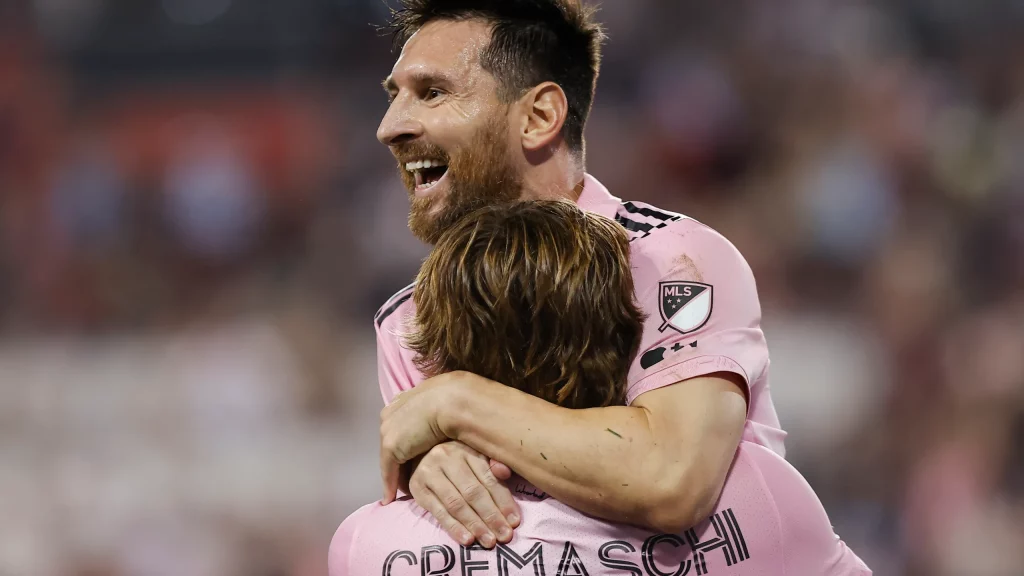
[447,96,486,123]
[434,97,502,137]
[430,114,482,146]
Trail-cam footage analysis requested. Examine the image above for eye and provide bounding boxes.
[426,88,444,101]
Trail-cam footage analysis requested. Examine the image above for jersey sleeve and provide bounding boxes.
[625,220,768,406]
[375,318,417,406]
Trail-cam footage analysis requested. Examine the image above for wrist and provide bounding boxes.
[437,372,474,440]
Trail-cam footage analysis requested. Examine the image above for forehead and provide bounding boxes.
[390,19,492,85]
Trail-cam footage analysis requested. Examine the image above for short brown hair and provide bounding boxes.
[406,200,645,409]
[388,0,604,156]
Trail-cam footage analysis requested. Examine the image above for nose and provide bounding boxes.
[377,99,423,146]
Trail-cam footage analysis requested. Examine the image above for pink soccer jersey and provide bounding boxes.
[330,441,871,575]
[374,174,787,457]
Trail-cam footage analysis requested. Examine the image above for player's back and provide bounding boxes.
[330,441,870,576]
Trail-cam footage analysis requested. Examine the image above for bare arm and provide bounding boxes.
[439,371,747,532]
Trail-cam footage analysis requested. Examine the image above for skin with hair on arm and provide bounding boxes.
[373,0,783,550]
[381,370,748,527]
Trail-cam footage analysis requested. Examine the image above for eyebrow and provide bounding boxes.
[382,70,456,95]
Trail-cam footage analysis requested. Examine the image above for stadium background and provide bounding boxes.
[1,0,1022,574]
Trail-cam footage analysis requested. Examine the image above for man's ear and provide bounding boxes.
[518,82,569,152]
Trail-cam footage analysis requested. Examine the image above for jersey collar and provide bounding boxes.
[576,173,622,220]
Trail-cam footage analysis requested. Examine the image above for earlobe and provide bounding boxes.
[521,82,569,152]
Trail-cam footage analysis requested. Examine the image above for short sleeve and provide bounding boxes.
[625,221,768,406]
[376,320,415,405]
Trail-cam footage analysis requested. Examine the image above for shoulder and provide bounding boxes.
[615,200,753,291]
[329,503,379,576]
[374,281,416,332]
[614,200,735,254]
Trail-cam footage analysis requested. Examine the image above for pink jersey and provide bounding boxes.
[374,174,787,456]
[330,441,871,575]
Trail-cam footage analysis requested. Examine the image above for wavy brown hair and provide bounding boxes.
[406,200,645,409]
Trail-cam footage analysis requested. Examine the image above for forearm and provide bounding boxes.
[441,378,695,528]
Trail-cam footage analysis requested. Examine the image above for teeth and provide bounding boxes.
[405,159,447,172]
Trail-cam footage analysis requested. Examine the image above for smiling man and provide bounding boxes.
[372,0,787,550]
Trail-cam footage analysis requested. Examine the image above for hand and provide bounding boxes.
[408,441,520,549]
[380,376,460,504]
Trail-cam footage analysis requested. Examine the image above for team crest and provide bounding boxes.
[658,281,713,334]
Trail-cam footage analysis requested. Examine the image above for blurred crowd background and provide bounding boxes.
[1,0,1022,574]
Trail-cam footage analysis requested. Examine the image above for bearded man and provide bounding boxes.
[373,0,786,551]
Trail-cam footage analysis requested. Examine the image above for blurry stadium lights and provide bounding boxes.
[161,0,232,26]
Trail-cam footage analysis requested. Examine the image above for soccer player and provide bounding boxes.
[371,0,786,549]
[330,201,870,575]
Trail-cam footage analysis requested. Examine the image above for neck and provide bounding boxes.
[519,150,585,203]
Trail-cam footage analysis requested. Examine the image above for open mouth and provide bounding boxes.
[405,159,449,195]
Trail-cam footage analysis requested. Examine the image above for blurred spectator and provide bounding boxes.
[162,120,265,263]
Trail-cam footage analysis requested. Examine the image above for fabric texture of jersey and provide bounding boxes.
[330,441,871,576]
[374,174,787,457]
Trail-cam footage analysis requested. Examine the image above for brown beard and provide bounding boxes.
[395,115,522,245]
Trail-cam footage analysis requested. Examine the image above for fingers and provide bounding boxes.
[409,483,475,547]
[380,405,414,504]
[421,462,497,548]
[469,456,521,532]
[403,442,521,548]
[448,457,513,545]
[381,465,399,504]
[409,468,489,547]
[380,445,400,504]
[488,459,513,481]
